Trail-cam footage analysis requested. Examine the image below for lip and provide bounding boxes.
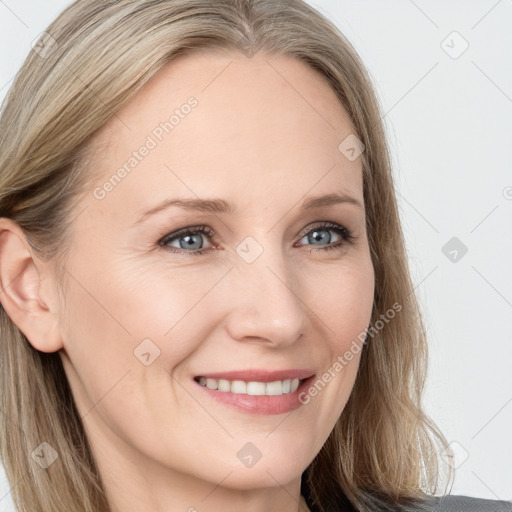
[195,368,315,382]
[193,369,316,416]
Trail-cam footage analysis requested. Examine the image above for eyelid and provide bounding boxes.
[158,224,216,247]
[297,221,350,240]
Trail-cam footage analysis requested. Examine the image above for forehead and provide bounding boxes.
[83,50,363,221]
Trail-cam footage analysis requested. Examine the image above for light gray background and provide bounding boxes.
[0,0,511,509]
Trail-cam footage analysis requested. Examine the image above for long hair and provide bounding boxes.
[0,1,454,511]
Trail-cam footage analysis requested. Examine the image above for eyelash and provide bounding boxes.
[158,221,354,256]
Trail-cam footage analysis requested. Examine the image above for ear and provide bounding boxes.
[0,218,63,353]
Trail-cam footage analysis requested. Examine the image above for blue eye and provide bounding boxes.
[158,222,354,256]
[159,225,215,255]
[296,222,354,252]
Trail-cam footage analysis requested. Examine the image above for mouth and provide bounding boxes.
[192,369,316,415]
[194,375,304,396]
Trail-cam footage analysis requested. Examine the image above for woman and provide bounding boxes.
[0,1,509,511]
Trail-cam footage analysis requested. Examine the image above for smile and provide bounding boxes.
[195,376,301,396]
[192,369,316,415]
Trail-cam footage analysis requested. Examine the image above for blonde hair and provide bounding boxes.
[0,1,454,511]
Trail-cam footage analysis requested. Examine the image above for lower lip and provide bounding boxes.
[194,376,315,415]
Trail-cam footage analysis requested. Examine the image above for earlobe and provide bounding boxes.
[0,218,63,353]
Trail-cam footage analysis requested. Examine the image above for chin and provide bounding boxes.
[220,463,305,490]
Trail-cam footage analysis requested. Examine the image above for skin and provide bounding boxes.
[0,50,374,512]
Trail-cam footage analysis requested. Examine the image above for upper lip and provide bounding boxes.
[194,369,315,382]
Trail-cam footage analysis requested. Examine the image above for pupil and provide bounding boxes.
[181,234,203,250]
[310,229,330,245]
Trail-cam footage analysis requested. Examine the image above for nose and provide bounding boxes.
[223,249,309,348]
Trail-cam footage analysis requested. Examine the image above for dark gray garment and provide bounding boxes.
[302,490,512,511]
[415,495,512,512]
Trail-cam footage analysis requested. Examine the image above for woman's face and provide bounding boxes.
[55,50,374,503]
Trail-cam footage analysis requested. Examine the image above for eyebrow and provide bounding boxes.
[133,192,363,225]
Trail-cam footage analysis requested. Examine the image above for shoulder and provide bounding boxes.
[409,494,512,512]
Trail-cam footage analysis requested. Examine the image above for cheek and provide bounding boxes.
[305,255,375,352]
[117,262,232,367]
[299,255,374,412]
[63,252,227,355]
[57,261,213,455]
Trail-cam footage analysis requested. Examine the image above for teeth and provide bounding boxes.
[197,377,302,396]
[218,379,230,392]
[231,380,247,394]
[247,381,266,395]
[206,378,218,390]
[266,380,283,395]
